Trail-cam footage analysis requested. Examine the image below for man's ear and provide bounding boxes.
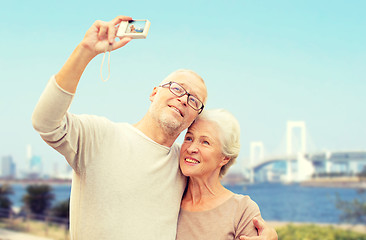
[149,87,158,102]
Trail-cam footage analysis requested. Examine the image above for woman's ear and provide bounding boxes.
[220,156,231,167]
[149,87,158,102]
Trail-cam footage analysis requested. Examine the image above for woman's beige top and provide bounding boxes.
[176,194,261,240]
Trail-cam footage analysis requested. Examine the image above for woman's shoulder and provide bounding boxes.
[230,194,260,212]
[231,193,252,203]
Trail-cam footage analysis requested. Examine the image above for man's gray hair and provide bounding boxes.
[160,69,205,85]
[159,69,207,104]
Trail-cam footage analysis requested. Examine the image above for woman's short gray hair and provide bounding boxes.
[195,109,240,177]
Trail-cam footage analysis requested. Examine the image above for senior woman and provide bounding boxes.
[176,109,261,239]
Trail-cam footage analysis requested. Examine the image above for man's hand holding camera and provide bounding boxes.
[55,15,134,93]
[79,15,133,59]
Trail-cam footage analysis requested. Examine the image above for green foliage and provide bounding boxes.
[335,190,366,224]
[51,198,69,219]
[22,184,54,215]
[277,224,366,240]
[0,185,13,210]
[0,185,13,218]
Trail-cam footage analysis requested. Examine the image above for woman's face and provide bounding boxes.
[179,119,229,178]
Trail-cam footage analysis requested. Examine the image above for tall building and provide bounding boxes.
[1,155,16,179]
[25,144,43,179]
[27,155,43,179]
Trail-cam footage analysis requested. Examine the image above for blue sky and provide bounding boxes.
[0,0,365,175]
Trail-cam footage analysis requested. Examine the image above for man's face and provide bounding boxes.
[149,71,207,136]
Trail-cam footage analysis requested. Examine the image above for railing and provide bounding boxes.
[0,207,69,240]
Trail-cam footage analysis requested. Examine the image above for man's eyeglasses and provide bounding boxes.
[159,81,204,114]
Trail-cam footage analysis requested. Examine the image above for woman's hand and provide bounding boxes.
[80,15,133,58]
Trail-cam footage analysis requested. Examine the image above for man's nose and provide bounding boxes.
[177,94,188,106]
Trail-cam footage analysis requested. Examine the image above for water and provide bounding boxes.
[6,183,363,223]
[226,183,362,223]
[9,184,71,208]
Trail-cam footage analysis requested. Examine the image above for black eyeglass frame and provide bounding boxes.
[159,81,205,114]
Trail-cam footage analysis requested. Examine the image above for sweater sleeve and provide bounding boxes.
[235,196,261,239]
[32,76,82,172]
[32,75,74,131]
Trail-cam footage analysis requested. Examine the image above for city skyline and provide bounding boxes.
[1,0,365,174]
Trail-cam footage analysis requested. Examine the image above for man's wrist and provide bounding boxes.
[77,42,97,62]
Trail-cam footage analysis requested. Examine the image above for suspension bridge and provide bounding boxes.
[247,121,366,183]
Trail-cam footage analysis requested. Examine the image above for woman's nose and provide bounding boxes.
[187,142,198,153]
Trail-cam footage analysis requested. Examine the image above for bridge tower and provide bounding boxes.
[249,142,264,182]
[325,151,332,174]
[286,121,305,182]
[286,121,306,155]
[286,121,314,182]
[286,121,306,182]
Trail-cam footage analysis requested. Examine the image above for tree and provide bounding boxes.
[22,184,54,216]
[336,191,366,224]
[51,198,69,219]
[0,184,13,218]
[335,168,366,224]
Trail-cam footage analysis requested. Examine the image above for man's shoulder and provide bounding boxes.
[170,142,182,156]
[69,113,131,132]
[73,113,124,125]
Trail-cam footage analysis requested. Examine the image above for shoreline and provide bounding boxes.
[301,177,366,188]
[1,177,365,188]
[0,178,71,186]
[267,221,366,234]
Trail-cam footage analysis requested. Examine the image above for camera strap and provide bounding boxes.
[100,44,113,82]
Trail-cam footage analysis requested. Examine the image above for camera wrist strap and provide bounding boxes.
[100,44,113,82]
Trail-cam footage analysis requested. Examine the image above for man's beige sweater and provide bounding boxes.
[32,76,186,239]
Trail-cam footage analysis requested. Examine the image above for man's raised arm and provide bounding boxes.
[56,15,132,93]
[32,16,133,130]
[31,15,134,170]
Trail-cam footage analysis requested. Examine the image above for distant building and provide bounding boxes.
[1,155,16,179]
[26,155,43,179]
[30,155,42,172]
[221,172,249,186]
[24,144,43,179]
